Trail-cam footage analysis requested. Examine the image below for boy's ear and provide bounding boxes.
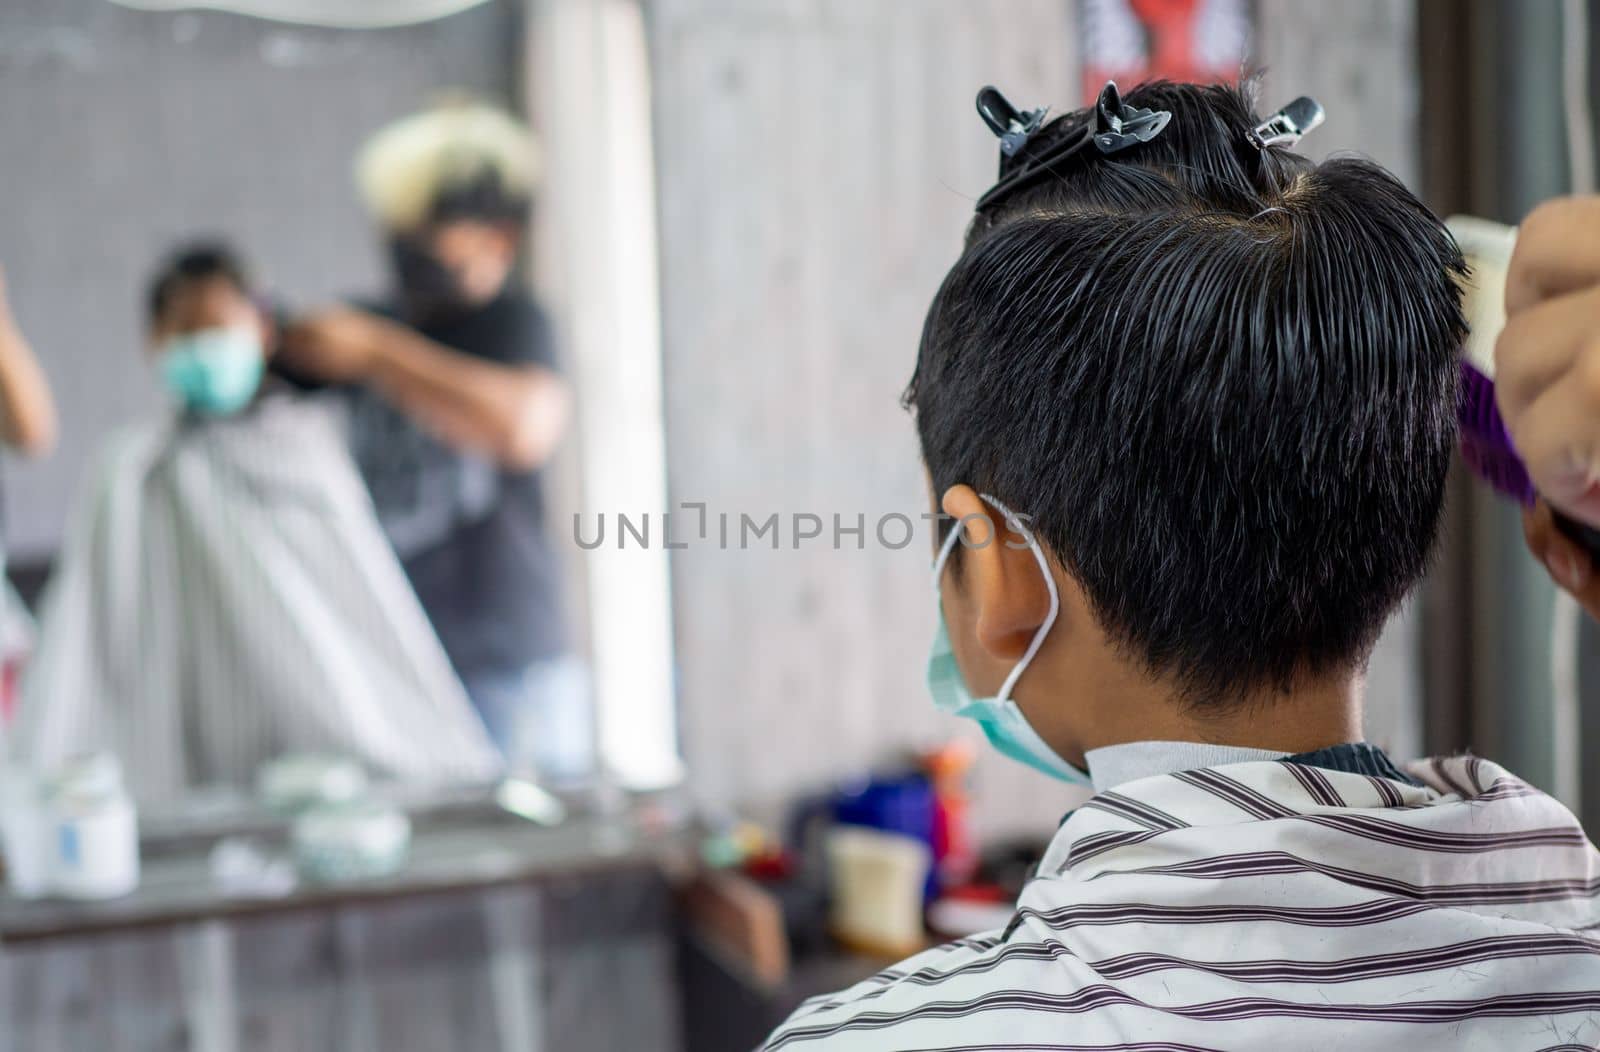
[940,485,1053,663]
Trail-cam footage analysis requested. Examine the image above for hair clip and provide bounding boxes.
[1091,82,1171,154]
[1251,96,1325,149]
[973,81,1170,214]
[976,86,1049,159]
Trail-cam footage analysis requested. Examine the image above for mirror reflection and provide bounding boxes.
[0,0,657,830]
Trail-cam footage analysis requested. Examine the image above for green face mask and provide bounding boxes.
[928,494,1091,785]
[158,327,264,416]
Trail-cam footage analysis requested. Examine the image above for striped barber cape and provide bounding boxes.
[10,394,502,803]
[763,755,1600,1051]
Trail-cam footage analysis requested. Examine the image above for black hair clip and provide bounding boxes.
[1250,96,1325,149]
[976,86,1049,160]
[1092,82,1171,153]
[974,81,1171,213]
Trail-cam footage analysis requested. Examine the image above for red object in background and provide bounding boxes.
[932,794,973,886]
[0,654,18,725]
[742,847,796,882]
[923,742,978,889]
[1080,0,1250,105]
[942,882,1011,904]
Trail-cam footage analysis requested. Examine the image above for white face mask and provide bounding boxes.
[927,494,1091,785]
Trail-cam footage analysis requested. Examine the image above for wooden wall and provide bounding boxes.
[651,0,1427,834]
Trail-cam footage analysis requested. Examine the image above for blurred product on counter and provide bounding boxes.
[257,752,370,813]
[698,813,829,964]
[701,818,777,870]
[255,752,414,884]
[208,836,298,898]
[291,798,411,883]
[799,769,938,900]
[824,825,930,959]
[494,775,567,826]
[695,748,1030,975]
[0,752,141,901]
[45,753,140,900]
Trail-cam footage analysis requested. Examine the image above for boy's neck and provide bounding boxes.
[1027,649,1364,764]
[1118,677,1363,755]
[1101,677,1362,757]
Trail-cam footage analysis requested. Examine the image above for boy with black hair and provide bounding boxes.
[13,242,500,801]
[763,80,1600,1050]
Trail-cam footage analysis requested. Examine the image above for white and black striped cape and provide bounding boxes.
[764,755,1600,1051]
[9,395,502,803]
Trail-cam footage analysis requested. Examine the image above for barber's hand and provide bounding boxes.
[1523,500,1600,618]
[279,306,393,383]
[1496,197,1600,528]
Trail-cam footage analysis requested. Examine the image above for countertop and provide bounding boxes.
[0,784,695,943]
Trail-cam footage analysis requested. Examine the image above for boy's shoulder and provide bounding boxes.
[759,932,1025,1051]
[762,755,1600,1050]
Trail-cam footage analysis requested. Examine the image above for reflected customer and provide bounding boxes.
[13,244,500,801]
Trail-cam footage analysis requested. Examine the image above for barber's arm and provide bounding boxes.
[281,306,570,470]
[1495,196,1600,616]
[0,265,58,456]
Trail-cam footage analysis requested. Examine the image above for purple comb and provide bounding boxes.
[1458,359,1536,506]
[1459,359,1600,559]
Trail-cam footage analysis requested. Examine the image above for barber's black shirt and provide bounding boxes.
[345,291,566,677]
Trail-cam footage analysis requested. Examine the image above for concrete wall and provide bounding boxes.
[651,0,1086,837]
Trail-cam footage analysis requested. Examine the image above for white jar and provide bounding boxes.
[44,753,139,900]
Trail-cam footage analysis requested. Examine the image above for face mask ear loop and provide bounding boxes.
[981,494,1060,704]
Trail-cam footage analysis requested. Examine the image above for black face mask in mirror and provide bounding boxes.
[389,237,467,322]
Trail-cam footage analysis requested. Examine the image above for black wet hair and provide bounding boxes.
[906,80,1468,707]
[146,241,254,325]
[427,168,530,228]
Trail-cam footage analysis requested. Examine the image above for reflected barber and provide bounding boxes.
[278,100,589,783]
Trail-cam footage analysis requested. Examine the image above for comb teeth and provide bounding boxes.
[1458,361,1503,432]
[1458,361,1536,505]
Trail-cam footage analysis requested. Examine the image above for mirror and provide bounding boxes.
[0,0,678,822]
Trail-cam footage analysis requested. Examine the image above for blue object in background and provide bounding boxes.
[829,773,938,901]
